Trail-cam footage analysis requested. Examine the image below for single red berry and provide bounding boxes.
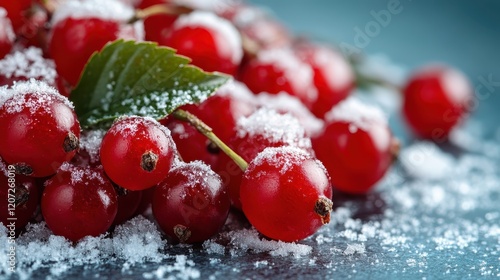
[0,0,31,32]
[138,0,178,43]
[100,116,175,191]
[295,43,355,118]
[48,0,137,86]
[240,146,333,242]
[402,65,472,140]
[239,48,316,108]
[0,160,40,232]
[0,81,81,177]
[152,161,230,243]
[159,11,243,75]
[216,108,313,210]
[313,98,399,194]
[0,8,15,59]
[112,187,143,225]
[41,164,118,242]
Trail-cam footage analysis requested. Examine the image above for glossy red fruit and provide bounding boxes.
[112,187,143,225]
[295,43,355,118]
[402,65,472,140]
[49,17,120,86]
[0,162,39,232]
[139,0,177,43]
[313,98,398,194]
[152,161,230,243]
[0,81,80,177]
[100,116,175,191]
[0,9,15,59]
[0,0,31,32]
[240,146,332,242]
[41,164,118,242]
[217,108,313,210]
[239,48,316,108]
[159,11,243,75]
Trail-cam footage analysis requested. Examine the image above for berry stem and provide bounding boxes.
[129,3,192,23]
[172,109,249,171]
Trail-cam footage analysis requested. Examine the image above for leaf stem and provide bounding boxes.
[172,109,249,171]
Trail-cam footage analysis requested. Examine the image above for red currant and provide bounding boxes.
[216,108,313,209]
[402,65,472,140]
[48,0,137,86]
[100,116,175,191]
[295,43,355,118]
[152,161,230,243]
[138,0,178,43]
[159,11,243,75]
[239,48,316,108]
[0,80,81,177]
[0,160,40,232]
[0,8,14,59]
[240,146,332,242]
[313,98,398,194]
[41,164,118,242]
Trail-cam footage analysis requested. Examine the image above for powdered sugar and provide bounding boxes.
[108,116,171,138]
[173,11,242,64]
[236,108,312,151]
[250,146,311,175]
[79,130,106,164]
[256,92,324,137]
[51,0,135,25]
[324,96,387,131]
[0,47,57,85]
[169,160,222,197]
[215,79,256,105]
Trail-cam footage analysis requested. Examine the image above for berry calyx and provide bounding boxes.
[240,146,332,242]
[0,80,81,177]
[41,164,118,242]
[159,11,243,75]
[402,65,472,140]
[313,98,398,194]
[152,161,230,243]
[100,116,175,191]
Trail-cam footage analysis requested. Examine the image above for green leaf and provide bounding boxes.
[70,40,230,129]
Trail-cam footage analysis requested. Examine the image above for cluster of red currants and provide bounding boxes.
[0,0,472,244]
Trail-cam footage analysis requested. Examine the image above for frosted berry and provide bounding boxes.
[216,108,313,209]
[240,146,333,242]
[100,116,175,191]
[159,11,243,75]
[239,48,316,108]
[402,65,472,140]
[152,161,230,243]
[0,81,80,177]
[41,164,118,242]
[295,43,355,118]
[313,98,398,194]
[0,0,31,32]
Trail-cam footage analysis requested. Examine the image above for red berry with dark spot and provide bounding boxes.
[240,146,332,242]
[152,161,230,243]
[100,116,175,191]
[41,164,118,242]
[402,65,472,140]
[0,81,80,177]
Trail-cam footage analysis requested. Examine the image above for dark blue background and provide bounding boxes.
[249,0,500,130]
